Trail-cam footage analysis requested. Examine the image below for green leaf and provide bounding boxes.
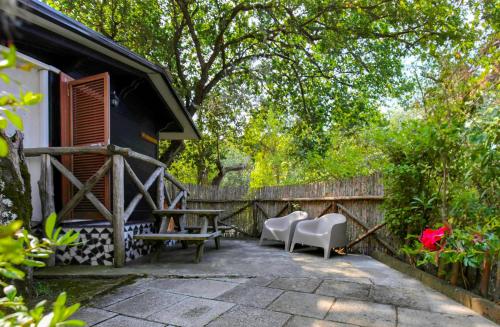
[22,259,46,268]
[0,116,7,129]
[3,285,17,300]
[45,213,57,239]
[0,136,7,157]
[0,72,10,84]
[38,312,54,327]
[0,266,25,280]
[1,108,23,130]
[56,320,86,327]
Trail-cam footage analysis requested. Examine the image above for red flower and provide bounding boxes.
[420,226,450,251]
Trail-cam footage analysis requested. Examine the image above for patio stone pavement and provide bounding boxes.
[68,240,497,327]
[325,299,396,327]
[315,279,371,300]
[215,284,283,308]
[268,291,336,319]
[148,297,234,326]
[268,277,322,293]
[206,305,291,327]
[106,289,187,318]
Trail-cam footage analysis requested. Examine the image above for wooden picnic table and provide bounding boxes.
[135,209,224,263]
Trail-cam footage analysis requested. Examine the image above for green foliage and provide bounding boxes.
[0,214,84,326]
[0,45,43,157]
[381,26,499,244]
[46,0,478,184]
[402,222,500,269]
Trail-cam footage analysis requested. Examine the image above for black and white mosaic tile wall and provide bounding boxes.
[55,222,159,266]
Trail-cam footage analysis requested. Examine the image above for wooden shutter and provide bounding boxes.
[61,72,111,219]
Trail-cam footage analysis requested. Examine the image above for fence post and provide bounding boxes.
[157,168,167,233]
[112,154,125,267]
[39,154,56,266]
[181,190,187,229]
[252,200,259,237]
[39,154,55,223]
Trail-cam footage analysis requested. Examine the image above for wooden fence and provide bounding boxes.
[184,174,397,254]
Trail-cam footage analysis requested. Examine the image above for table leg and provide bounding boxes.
[194,241,204,263]
[200,216,209,234]
[210,216,220,250]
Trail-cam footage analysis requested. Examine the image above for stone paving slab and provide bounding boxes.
[325,299,396,327]
[92,283,147,308]
[216,284,283,308]
[268,277,322,293]
[268,291,335,319]
[146,278,238,299]
[208,277,250,284]
[244,276,276,287]
[285,316,357,327]
[370,285,430,311]
[148,297,234,326]
[397,307,498,327]
[94,315,165,327]
[206,305,291,327]
[315,279,371,300]
[71,307,117,326]
[106,289,187,318]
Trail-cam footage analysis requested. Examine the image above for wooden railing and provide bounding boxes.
[24,144,188,267]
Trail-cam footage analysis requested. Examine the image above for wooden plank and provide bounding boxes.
[275,202,290,217]
[185,225,235,231]
[38,154,55,222]
[348,222,387,248]
[219,202,252,222]
[317,202,334,218]
[255,202,270,219]
[337,203,395,253]
[134,231,221,241]
[157,168,167,233]
[152,209,224,216]
[38,154,56,267]
[168,191,185,209]
[24,146,110,156]
[187,195,384,203]
[51,156,112,221]
[124,159,157,211]
[112,155,125,268]
[123,167,163,221]
[164,182,172,205]
[57,158,112,221]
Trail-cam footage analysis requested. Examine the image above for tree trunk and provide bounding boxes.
[0,130,32,228]
[0,130,34,298]
[480,252,491,297]
[450,262,460,286]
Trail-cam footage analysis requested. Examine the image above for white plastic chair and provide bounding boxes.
[290,213,347,259]
[259,211,309,251]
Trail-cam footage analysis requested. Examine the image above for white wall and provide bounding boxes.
[2,51,54,222]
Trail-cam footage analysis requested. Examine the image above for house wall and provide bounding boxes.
[1,49,57,222]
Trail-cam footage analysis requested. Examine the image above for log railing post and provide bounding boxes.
[39,154,55,223]
[39,154,56,266]
[180,190,187,230]
[157,169,167,233]
[112,154,125,267]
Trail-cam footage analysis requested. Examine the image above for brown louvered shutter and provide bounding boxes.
[65,73,111,219]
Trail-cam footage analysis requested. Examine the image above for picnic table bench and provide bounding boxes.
[134,209,224,263]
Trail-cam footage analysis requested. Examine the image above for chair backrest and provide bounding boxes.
[316,213,346,229]
[285,211,309,222]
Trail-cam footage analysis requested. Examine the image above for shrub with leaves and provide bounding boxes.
[0,214,84,326]
[402,222,500,269]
